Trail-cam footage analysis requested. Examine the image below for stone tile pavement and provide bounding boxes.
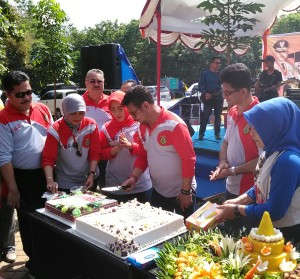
[0,214,30,279]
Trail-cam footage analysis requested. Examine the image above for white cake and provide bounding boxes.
[75,199,186,256]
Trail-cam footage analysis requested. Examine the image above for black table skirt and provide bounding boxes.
[29,211,156,279]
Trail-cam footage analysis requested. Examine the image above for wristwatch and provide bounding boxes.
[230,166,238,176]
[234,205,242,218]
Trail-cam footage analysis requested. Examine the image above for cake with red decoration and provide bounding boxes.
[242,211,299,273]
[45,191,118,222]
[75,199,186,257]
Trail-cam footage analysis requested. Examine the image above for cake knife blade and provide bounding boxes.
[101,185,130,192]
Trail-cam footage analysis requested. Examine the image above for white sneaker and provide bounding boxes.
[5,248,16,263]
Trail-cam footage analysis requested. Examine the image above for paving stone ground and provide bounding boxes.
[0,213,30,279]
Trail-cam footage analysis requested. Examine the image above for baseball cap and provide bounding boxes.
[262,55,275,62]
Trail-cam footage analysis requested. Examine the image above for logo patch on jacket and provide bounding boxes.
[243,124,251,134]
[160,136,167,145]
[84,138,90,147]
[157,130,172,146]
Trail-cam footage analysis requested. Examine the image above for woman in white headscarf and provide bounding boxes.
[42,93,101,193]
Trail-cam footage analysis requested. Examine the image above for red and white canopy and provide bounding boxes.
[139,0,299,104]
[140,0,299,53]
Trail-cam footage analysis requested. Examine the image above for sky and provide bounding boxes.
[9,0,147,30]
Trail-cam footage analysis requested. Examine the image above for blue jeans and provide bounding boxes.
[199,98,223,136]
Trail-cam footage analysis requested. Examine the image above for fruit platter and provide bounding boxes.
[155,212,300,279]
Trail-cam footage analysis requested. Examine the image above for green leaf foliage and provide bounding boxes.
[31,0,73,88]
[195,0,265,65]
[3,0,298,94]
[271,12,300,34]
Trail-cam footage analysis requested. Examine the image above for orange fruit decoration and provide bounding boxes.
[261,246,272,255]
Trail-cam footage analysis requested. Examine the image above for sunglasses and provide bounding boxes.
[72,141,82,157]
[11,89,33,99]
[87,80,104,84]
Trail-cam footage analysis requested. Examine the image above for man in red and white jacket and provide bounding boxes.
[82,69,112,189]
[0,71,53,275]
[121,86,197,219]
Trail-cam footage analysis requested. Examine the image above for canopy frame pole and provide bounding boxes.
[155,1,161,106]
[262,28,270,70]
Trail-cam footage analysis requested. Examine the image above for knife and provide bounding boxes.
[101,185,131,192]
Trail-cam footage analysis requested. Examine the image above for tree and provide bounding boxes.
[0,1,24,76]
[31,0,73,118]
[0,5,10,75]
[195,0,264,65]
[271,12,300,34]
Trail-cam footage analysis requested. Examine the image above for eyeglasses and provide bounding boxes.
[72,141,82,157]
[222,88,241,97]
[86,79,104,84]
[11,90,32,99]
[129,106,141,118]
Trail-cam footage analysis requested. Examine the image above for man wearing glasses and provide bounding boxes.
[82,69,112,189]
[0,71,53,276]
[198,57,223,141]
[210,63,260,235]
[121,86,197,220]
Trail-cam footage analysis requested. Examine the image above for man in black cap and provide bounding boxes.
[254,55,283,102]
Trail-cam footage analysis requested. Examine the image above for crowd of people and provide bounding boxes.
[0,69,196,276]
[0,56,300,276]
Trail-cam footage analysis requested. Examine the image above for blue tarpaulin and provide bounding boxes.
[116,44,140,84]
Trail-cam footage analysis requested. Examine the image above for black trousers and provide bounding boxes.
[199,98,223,136]
[97,160,107,189]
[14,168,47,275]
[104,188,152,204]
[151,188,196,220]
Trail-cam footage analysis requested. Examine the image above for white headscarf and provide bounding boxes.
[62,93,86,115]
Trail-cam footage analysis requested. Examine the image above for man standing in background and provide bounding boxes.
[254,55,283,102]
[120,79,137,93]
[82,69,112,189]
[198,57,223,141]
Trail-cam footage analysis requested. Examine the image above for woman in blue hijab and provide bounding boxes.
[216,97,300,243]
